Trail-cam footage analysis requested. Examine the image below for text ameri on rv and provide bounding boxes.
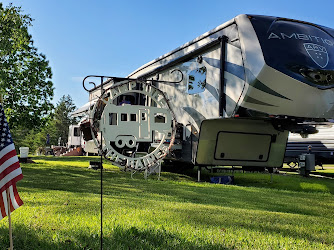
[78,14,334,171]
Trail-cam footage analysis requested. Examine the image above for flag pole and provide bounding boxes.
[6,188,13,250]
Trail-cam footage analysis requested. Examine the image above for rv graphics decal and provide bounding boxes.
[268,32,334,46]
[303,43,329,68]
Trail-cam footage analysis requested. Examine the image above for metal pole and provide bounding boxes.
[100,77,103,250]
[100,146,103,250]
[197,166,201,182]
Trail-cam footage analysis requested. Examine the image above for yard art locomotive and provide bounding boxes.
[78,14,334,172]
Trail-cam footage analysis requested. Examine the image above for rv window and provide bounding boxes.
[73,127,80,137]
[187,66,207,94]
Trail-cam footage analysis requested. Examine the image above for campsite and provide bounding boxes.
[0,156,333,249]
[1,1,334,249]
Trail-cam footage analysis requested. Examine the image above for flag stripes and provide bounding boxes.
[0,185,23,220]
[0,144,22,194]
[0,103,24,221]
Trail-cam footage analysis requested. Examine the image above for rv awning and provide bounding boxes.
[71,101,95,117]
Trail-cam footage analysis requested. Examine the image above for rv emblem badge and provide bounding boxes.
[90,81,175,171]
[303,43,329,68]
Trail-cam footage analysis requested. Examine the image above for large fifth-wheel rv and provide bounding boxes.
[76,14,334,171]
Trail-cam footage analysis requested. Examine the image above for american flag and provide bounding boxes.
[0,104,23,220]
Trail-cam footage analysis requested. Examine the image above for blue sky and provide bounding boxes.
[2,0,334,108]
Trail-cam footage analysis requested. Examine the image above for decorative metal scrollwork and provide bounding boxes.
[82,70,184,93]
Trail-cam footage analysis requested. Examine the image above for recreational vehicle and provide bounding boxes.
[77,14,334,171]
[67,125,81,148]
[67,115,99,156]
[285,124,334,166]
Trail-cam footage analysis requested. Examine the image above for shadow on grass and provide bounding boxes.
[116,180,333,217]
[29,156,334,193]
[19,161,334,217]
[0,223,230,250]
[0,224,88,250]
[191,168,334,194]
[12,157,334,248]
[106,225,230,249]
[169,205,334,246]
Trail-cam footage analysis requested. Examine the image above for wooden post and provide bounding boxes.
[7,189,13,250]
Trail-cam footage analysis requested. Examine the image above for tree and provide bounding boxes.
[17,95,77,153]
[50,95,77,146]
[0,3,54,130]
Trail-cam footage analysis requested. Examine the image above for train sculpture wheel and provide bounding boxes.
[90,80,176,171]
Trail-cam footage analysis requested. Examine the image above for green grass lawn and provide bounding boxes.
[0,156,333,249]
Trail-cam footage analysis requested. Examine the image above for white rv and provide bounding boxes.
[285,124,334,166]
[67,125,81,148]
[77,14,334,171]
[68,113,99,155]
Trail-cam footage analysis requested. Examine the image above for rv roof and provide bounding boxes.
[127,16,237,78]
[71,101,94,117]
[89,14,332,90]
